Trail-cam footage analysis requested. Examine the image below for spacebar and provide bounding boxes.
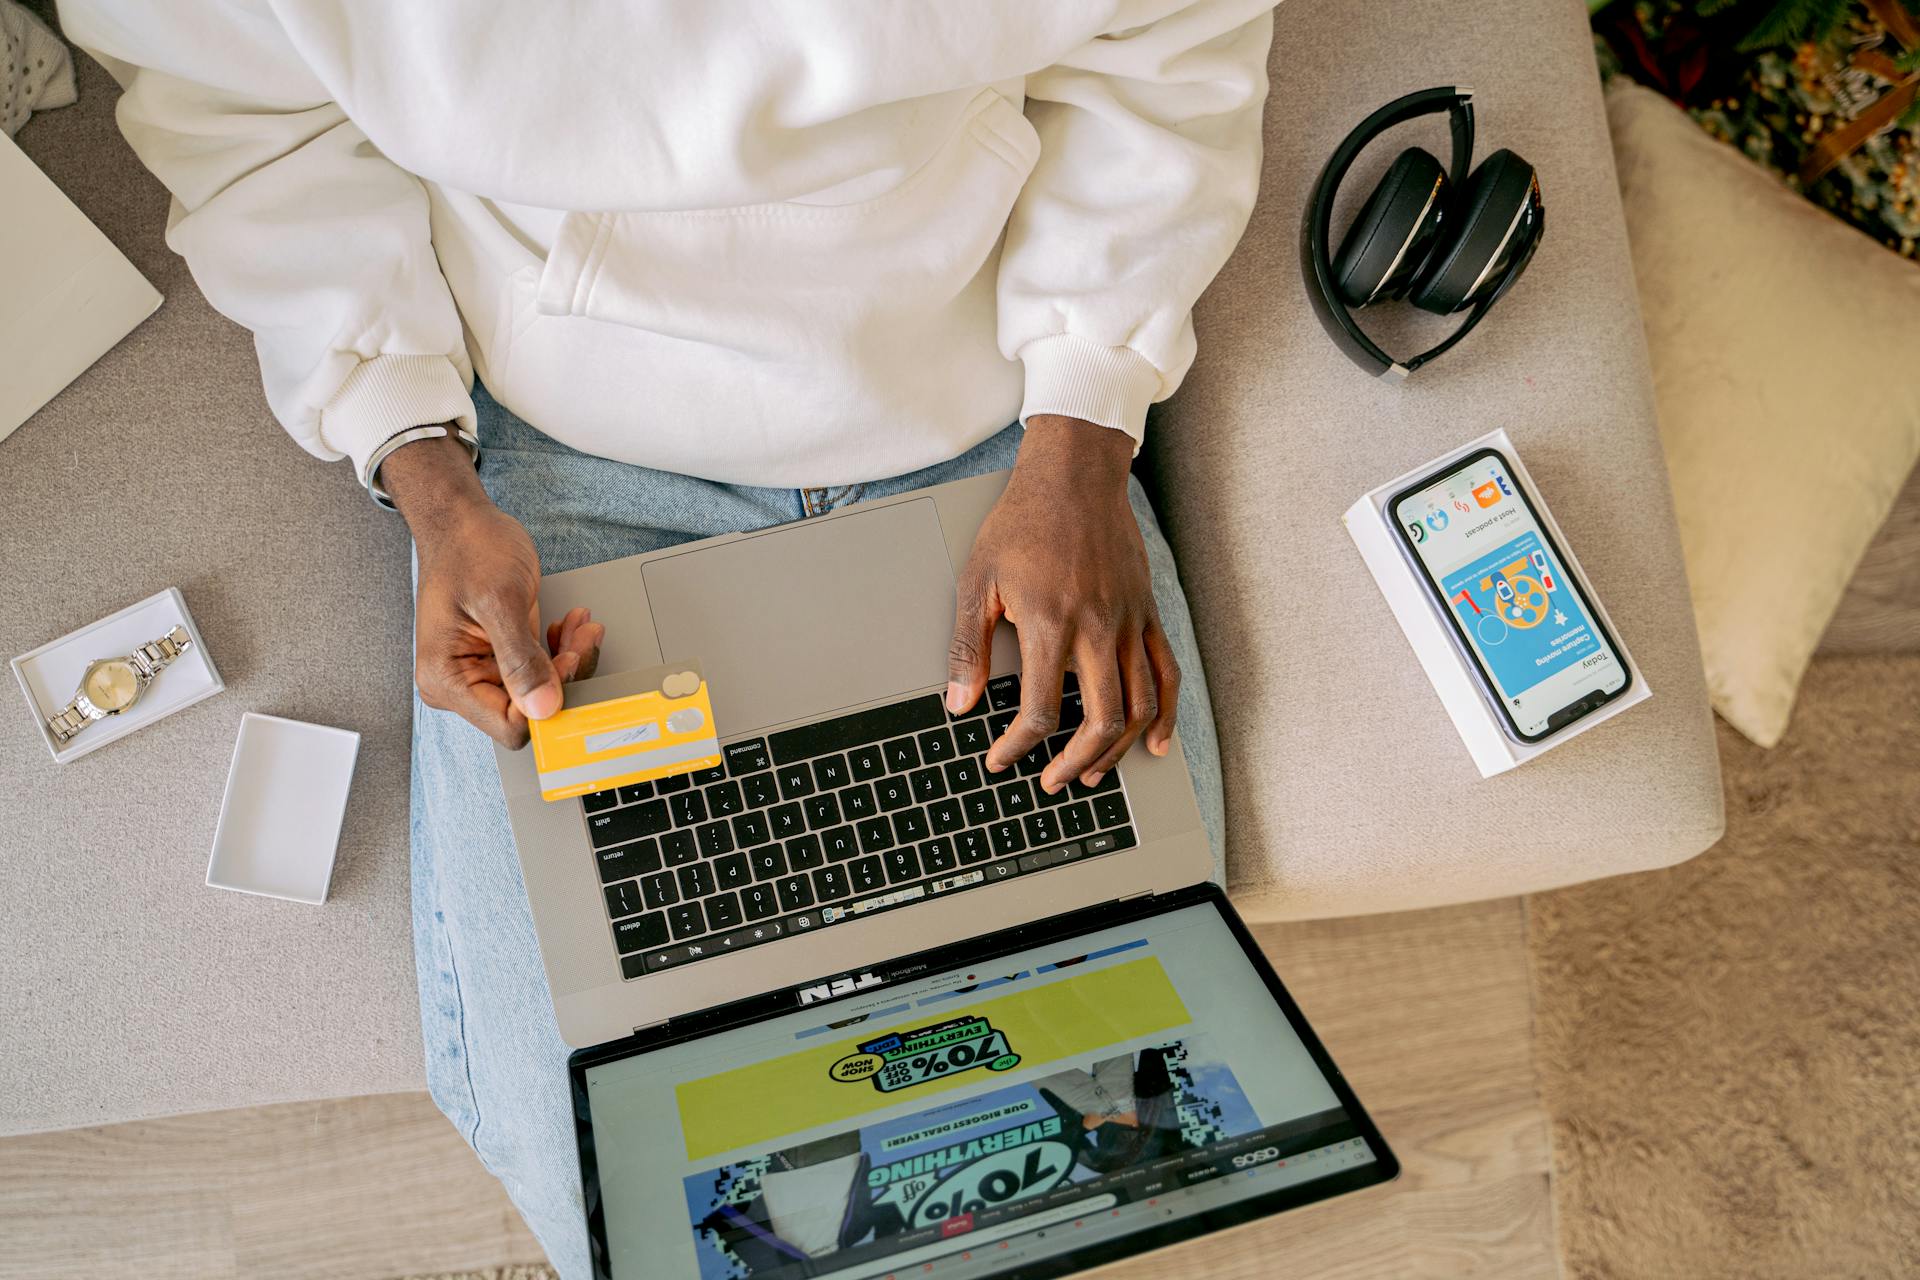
[770,695,946,764]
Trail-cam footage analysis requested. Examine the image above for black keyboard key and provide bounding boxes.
[989,820,1027,856]
[1084,827,1139,856]
[776,763,815,801]
[785,833,825,871]
[641,871,679,910]
[656,772,692,794]
[750,844,787,881]
[840,783,877,820]
[620,779,657,805]
[875,775,914,812]
[613,911,668,954]
[856,816,894,854]
[813,864,852,901]
[920,837,958,874]
[660,830,698,867]
[666,902,706,940]
[917,727,956,764]
[741,883,780,921]
[949,684,993,718]
[883,845,921,884]
[1070,769,1123,799]
[955,829,993,864]
[705,780,744,818]
[811,753,850,791]
[822,826,860,861]
[1034,776,1075,807]
[712,852,751,892]
[669,792,707,827]
[804,793,841,829]
[676,861,715,899]
[741,772,778,808]
[776,874,814,912]
[725,738,771,776]
[1059,801,1096,840]
[961,789,999,825]
[883,736,920,772]
[691,765,726,786]
[732,811,771,848]
[909,766,947,803]
[1019,842,1084,874]
[1094,792,1131,829]
[996,779,1036,818]
[1046,730,1075,757]
[945,757,986,793]
[769,802,805,841]
[769,695,945,765]
[987,710,1017,740]
[849,855,886,894]
[1057,694,1084,733]
[705,891,743,930]
[953,720,992,756]
[1015,740,1050,777]
[928,797,967,836]
[1023,809,1061,848]
[603,879,644,920]
[597,839,661,884]
[891,807,930,844]
[983,860,1021,884]
[987,673,1022,711]
[588,799,670,849]
[847,744,887,782]
[583,789,620,813]
[696,821,735,858]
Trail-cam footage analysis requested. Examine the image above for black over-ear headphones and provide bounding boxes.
[1303,87,1544,379]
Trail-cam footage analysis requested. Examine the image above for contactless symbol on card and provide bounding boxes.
[828,1016,1021,1093]
[528,661,721,802]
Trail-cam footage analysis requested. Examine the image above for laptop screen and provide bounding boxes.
[576,895,1393,1279]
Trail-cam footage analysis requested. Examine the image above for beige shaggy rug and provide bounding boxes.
[1528,654,1920,1277]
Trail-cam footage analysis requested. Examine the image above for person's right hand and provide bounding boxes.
[382,431,603,748]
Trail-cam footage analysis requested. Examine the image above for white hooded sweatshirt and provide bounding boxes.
[60,1,1274,486]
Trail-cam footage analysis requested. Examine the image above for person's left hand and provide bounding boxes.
[947,414,1179,794]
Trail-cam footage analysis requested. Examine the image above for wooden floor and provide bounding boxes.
[0,897,1555,1280]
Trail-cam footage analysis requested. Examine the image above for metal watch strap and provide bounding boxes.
[129,625,191,678]
[46,702,93,743]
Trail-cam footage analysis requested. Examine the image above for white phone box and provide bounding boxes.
[10,587,224,763]
[1342,428,1650,777]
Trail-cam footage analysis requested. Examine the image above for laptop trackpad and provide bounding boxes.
[641,498,957,738]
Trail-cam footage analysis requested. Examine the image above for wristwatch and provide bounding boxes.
[45,625,194,745]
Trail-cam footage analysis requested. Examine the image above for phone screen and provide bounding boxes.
[1389,450,1629,741]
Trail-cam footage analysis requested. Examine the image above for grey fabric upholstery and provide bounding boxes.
[0,0,1721,1135]
[1146,0,1724,919]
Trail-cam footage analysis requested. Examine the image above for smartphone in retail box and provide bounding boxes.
[1342,429,1649,777]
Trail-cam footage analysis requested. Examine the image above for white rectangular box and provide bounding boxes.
[1342,429,1649,776]
[205,712,360,905]
[10,587,224,762]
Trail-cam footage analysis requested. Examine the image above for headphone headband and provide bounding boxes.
[1302,87,1485,379]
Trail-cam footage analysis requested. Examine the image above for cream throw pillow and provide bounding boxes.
[1606,79,1920,747]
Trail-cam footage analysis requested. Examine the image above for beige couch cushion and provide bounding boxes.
[1148,0,1726,919]
[1605,79,1920,745]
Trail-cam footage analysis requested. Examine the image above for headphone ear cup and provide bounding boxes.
[1407,149,1539,315]
[1330,148,1450,307]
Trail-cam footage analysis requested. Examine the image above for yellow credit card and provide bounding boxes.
[528,662,721,802]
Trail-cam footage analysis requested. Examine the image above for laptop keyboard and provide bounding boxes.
[582,672,1141,979]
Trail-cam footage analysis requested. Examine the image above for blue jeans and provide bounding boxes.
[410,385,1224,1276]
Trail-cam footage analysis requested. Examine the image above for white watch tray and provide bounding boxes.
[10,587,224,763]
[206,712,358,905]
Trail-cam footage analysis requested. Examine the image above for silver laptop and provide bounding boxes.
[496,470,1397,1278]
[498,470,1211,1048]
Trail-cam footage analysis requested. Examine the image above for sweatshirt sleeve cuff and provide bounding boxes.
[1017,334,1164,452]
[319,354,477,485]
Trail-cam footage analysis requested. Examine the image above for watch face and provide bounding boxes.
[83,660,140,713]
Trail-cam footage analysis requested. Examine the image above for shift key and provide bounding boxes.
[588,799,670,849]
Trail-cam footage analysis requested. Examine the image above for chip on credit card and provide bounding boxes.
[528,661,721,802]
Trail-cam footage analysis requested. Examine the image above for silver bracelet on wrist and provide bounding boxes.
[365,425,482,511]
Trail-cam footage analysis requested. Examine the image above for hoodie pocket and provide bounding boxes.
[533,89,1041,352]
